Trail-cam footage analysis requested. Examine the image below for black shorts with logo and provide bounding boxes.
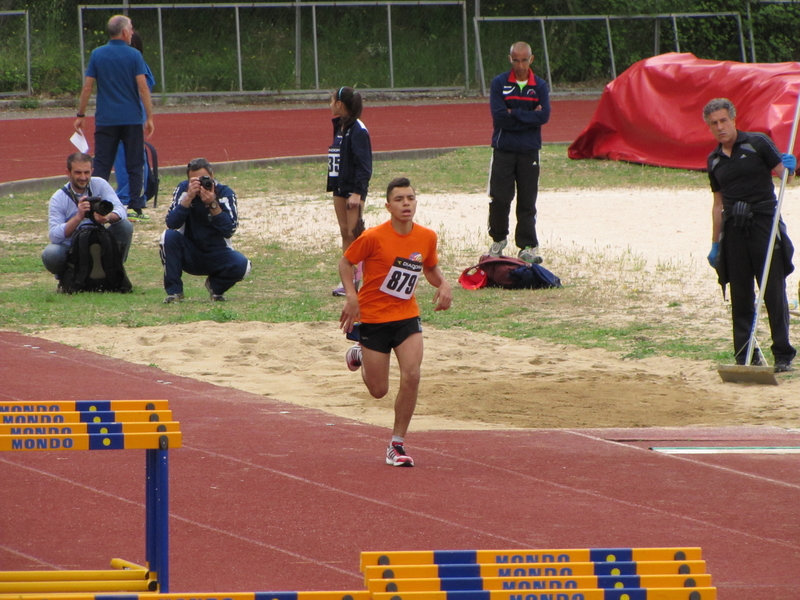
[359,317,422,354]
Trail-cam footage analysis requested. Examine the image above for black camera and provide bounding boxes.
[199,175,215,191]
[86,196,114,216]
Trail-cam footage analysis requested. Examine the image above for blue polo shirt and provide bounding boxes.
[86,39,147,127]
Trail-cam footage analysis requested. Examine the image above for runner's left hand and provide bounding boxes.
[433,281,452,311]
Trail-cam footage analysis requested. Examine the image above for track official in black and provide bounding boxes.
[487,41,550,265]
[704,97,797,372]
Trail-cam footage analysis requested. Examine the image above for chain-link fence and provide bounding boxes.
[78,1,469,98]
[474,11,747,95]
[0,11,31,96]
[5,2,800,98]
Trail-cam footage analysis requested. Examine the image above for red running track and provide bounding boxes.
[1,100,599,184]
[1,330,799,599]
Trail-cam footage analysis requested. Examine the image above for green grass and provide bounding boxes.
[1,145,731,362]
[224,145,708,197]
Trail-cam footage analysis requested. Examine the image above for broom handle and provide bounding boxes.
[746,92,800,365]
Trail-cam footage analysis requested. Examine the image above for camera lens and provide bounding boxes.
[87,196,114,216]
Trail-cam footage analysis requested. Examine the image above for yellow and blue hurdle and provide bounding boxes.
[0,592,372,600]
[366,573,713,593]
[360,549,702,572]
[0,399,179,593]
[363,560,708,583]
[370,589,716,600]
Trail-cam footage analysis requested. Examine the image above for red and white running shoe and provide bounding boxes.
[386,442,414,467]
[346,343,362,372]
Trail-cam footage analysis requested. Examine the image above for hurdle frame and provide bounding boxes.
[0,400,178,593]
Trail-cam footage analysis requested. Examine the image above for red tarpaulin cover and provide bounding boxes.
[568,52,800,170]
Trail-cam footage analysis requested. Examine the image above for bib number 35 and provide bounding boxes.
[380,258,422,300]
[328,150,340,177]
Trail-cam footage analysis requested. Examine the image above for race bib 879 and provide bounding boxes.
[379,257,423,300]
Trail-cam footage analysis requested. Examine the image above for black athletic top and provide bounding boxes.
[327,131,343,192]
[326,116,372,198]
[707,130,782,210]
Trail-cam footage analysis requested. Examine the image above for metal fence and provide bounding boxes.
[0,5,776,97]
[78,1,469,98]
[474,11,747,96]
[0,10,32,97]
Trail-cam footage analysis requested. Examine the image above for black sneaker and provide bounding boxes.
[774,361,794,373]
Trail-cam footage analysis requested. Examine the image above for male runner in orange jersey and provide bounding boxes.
[339,177,452,467]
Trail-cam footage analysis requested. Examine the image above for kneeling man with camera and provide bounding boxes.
[42,152,133,287]
[160,158,251,303]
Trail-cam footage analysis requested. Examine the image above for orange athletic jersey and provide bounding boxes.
[344,220,439,324]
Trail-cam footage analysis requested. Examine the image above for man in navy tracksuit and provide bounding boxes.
[159,158,251,303]
[487,41,551,265]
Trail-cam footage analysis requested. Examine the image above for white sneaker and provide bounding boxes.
[488,239,507,257]
[346,343,362,371]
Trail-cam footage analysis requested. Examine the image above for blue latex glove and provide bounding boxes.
[782,153,796,173]
[707,242,720,268]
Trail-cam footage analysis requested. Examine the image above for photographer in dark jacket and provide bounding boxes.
[327,86,372,296]
[159,158,251,303]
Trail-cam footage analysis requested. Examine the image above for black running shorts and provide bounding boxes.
[359,317,423,354]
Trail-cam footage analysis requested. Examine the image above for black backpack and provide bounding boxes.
[60,225,133,294]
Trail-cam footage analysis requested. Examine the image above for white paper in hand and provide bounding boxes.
[70,131,89,153]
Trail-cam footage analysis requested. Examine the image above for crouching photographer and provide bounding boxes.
[42,152,133,287]
[159,158,251,303]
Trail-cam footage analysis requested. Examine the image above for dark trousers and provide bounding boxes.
[488,148,540,249]
[160,229,250,296]
[723,216,796,364]
[93,124,145,209]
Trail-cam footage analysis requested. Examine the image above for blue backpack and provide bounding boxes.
[508,262,562,289]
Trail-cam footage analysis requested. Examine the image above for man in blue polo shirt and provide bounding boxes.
[74,15,154,219]
[487,41,550,265]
